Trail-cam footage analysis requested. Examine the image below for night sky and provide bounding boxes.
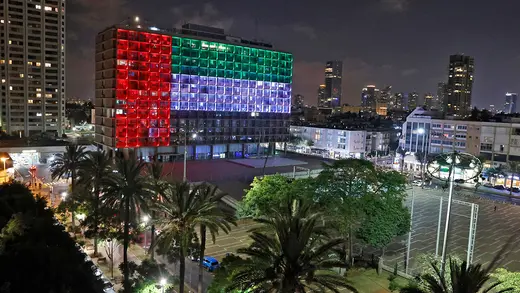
[68,0,520,108]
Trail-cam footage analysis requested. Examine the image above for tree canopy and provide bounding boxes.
[0,182,103,292]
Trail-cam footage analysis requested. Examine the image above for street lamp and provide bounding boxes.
[142,215,150,250]
[159,278,167,293]
[1,157,7,183]
[426,152,482,276]
[417,128,427,181]
[61,191,67,200]
[183,131,197,182]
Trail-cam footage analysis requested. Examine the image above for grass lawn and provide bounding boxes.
[345,268,409,293]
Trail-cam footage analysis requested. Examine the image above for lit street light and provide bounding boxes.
[183,132,197,182]
[142,215,150,250]
[1,157,7,183]
[61,191,67,200]
[159,278,167,293]
[426,152,482,276]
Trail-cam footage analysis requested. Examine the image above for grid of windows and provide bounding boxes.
[115,29,171,148]
[170,37,292,113]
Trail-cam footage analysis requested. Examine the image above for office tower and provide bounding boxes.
[445,54,474,117]
[408,92,419,110]
[0,0,66,136]
[389,92,405,110]
[504,92,518,114]
[423,93,434,110]
[379,85,392,103]
[435,82,447,110]
[361,85,378,109]
[317,84,326,107]
[323,61,342,108]
[292,94,304,109]
[95,22,292,159]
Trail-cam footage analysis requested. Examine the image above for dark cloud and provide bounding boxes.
[67,0,520,108]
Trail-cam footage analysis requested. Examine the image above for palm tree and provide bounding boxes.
[152,182,235,293]
[103,155,153,292]
[400,259,513,293]
[229,199,357,293]
[77,151,113,256]
[50,144,87,230]
[194,183,236,293]
[506,161,520,196]
[146,159,168,261]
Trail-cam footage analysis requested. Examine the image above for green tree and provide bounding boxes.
[238,174,296,218]
[0,182,103,292]
[194,183,236,293]
[507,161,520,196]
[316,159,377,266]
[400,259,513,293]
[50,144,87,230]
[491,268,520,293]
[77,150,113,256]
[207,254,247,293]
[152,182,233,293]
[228,199,358,293]
[103,155,153,292]
[123,259,177,292]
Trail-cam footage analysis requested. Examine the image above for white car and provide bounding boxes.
[412,180,423,186]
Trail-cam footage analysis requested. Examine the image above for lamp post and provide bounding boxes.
[159,278,167,293]
[183,131,197,182]
[426,152,482,276]
[142,215,149,250]
[1,157,7,183]
[417,128,427,180]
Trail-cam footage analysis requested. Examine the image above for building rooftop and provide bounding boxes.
[105,18,278,51]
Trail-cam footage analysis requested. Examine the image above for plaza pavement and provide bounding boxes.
[383,186,520,275]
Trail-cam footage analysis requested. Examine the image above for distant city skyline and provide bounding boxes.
[67,1,520,110]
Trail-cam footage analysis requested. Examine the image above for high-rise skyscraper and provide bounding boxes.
[317,84,326,107]
[0,0,66,136]
[292,94,304,110]
[423,93,434,110]
[95,22,291,158]
[504,92,518,114]
[361,85,378,109]
[390,92,405,110]
[445,54,474,117]
[435,82,447,110]
[408,92,419,110]
[379,85,392,103]
[323,61,342,108]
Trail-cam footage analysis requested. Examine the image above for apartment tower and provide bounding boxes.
[0,0,65,136]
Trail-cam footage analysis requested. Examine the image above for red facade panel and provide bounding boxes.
[115,29,171,148]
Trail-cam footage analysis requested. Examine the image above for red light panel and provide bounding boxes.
[115,29,171,148]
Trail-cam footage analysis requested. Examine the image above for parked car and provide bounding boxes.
[454,179,465,184]
[102,277,115,293]
[494,185,506,190]
[202,256,220,272]
[506,187,520,193]
[483,182,493,188]
[412,180,422,186]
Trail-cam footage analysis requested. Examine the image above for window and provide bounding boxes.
[480,143,492,151]
[456,125,467,131]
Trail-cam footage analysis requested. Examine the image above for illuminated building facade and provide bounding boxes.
[445,54,474,117]
[323,61,342,108]
[95,23,292,160]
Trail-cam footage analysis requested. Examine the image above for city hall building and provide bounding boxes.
[95,22,292,161]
